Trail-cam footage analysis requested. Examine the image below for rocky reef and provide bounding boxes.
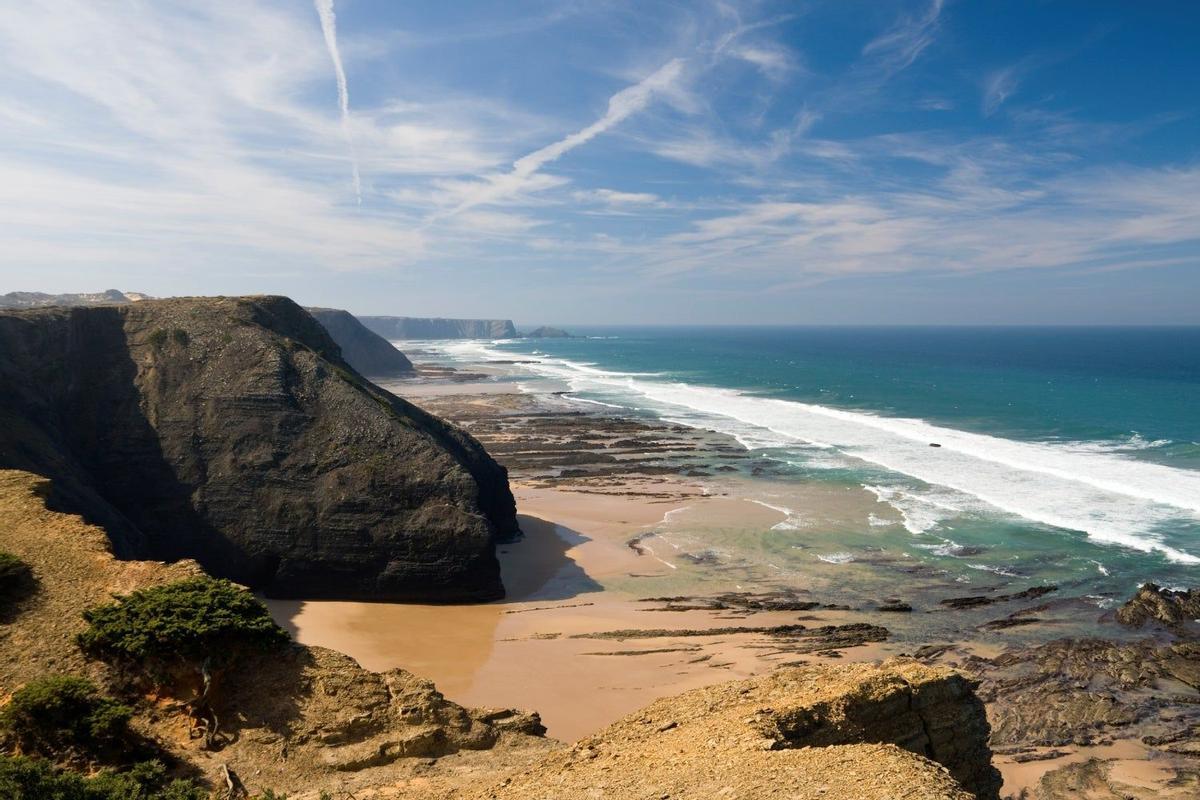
[0,296,518,601]
[305,307,414,377]
[359,315,517,339]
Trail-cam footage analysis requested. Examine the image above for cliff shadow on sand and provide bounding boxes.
[501,515,603,602]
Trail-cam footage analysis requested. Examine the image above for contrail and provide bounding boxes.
[440,58,685,220]
[314,0,361,204]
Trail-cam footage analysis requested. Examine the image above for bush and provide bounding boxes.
[0,676,132,757]
[0,755,207,800]
[78,577,289,674]
[0,552,33,604]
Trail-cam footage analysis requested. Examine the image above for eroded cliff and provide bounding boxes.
[305,307,415,377]
[0,297,518,601]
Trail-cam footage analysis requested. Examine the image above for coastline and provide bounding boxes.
[269,365,1199,796]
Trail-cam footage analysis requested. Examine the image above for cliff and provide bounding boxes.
[305,307,414,377]
[0,296,518,601]
[359,316,517,339]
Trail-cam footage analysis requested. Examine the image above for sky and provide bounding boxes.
[1,0,1198,325]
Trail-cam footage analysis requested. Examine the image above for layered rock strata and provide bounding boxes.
[0,297,517,600]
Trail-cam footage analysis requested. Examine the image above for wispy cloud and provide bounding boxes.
[313,0,361,203]
[862,0,944,74]
[438,58,686,218]
[983,64,1022,116]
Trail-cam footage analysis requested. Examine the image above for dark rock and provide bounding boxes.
[305,307,414,377]
[359,316,517,339]
[522,326,572,338]
[968,637,1200,749]
[939,585,1056,610]
[1117,583,1200,631]
[0,296,519,601]
[878,602,913,613]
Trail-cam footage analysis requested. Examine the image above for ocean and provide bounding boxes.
[410,326,1200,610]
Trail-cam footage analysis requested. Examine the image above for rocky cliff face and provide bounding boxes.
[0,297,519,601]
[305,307,414,377]
[359,316,517,339]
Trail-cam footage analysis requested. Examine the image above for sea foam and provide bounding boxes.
[433,341,1200,564]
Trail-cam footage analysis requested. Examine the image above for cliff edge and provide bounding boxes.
[305,307,415,377]
[0,296,518,601]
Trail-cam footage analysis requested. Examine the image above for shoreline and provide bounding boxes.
[270,367,1200,796]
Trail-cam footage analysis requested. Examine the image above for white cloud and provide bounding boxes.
[982,66,1020,116]
[862,0,944,74]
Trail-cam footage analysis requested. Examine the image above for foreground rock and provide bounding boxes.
[462,661,1000,800]
[360,315,517,339]
[306,306,415,377]
[0,297,518,601]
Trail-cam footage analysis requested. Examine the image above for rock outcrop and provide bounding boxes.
[359,316,517,339]
[463,661,1000,800]
[0,297,518,601]
[522,326,572,338]
[1116,582,1200,631]
[305,307,414,377]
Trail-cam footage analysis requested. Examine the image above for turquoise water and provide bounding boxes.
[423,327,1200,604]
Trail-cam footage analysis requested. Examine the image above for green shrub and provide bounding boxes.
[78,577,289,674]
[170,330,189,347]
[0,676,132,757]
[0,755,207,800]
[147,329,169,349]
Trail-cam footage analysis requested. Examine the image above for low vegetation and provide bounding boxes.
[0,676,131,759]
[0,551,34,610]
[77,576,290,749]
[77,576,290,674]
[0,755,207,800]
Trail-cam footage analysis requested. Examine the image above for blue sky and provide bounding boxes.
[1,0,1198,324]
